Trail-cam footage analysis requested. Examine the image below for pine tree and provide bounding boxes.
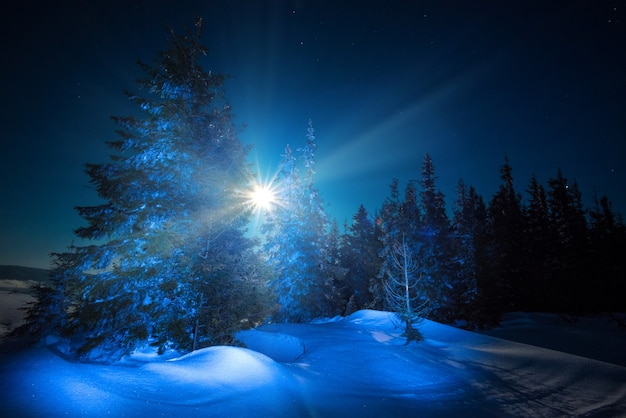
[588,194,626,311]
[417,154,453,321]
[23,21,271,361]
[299,121,346,315]
[9,247,78,342]
[450,179,486,325]
[484,156,526,320]
[401,179,421,237]
[375,178,403,310]
[262,121,342,321]
[546,169,589,313]
[524,174,554,310]
[327,219,349,313]
[340,204,383,311]
[261,144,306,320]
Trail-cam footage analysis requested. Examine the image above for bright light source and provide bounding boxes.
[246,165,281,225]
[250,184,276,211]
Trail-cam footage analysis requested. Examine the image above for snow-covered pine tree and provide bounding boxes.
[262,121,342,321]
[261,144,306,321]
[24,21,271,361]
[299,121,346,316]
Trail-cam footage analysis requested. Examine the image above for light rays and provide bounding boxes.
[249,183,276,211]
[244,159,285,232]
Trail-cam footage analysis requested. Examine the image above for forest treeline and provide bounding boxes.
[335,154,626,327]
[245,126,626,329]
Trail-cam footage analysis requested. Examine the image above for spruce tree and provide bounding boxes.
[485,156,526,320]
[261,143,305,320]
[401,179,421,237]
[376,178,404,310]
[9,248,77,342]
[378,166,446,322]
[588,194,626,312]
[340,204,383,311]
[450,179,486,325]
[524,174,554,310]
[546,169,589,313]
[327,219,349,313]
[417,154,453,321]
[25,21,271,361]
[262,121,342,321]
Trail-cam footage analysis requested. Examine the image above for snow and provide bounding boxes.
[2,308,626,417]
[481,311,626,367]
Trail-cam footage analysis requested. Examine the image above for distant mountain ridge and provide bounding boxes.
[0,265,50,284]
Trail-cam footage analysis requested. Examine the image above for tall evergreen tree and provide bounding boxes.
[484,156,526,320]
[450,179,487,324]
[327,218,349,313]
[340,204,383,312]
[546,169,589,312]
[523,174,555,310]
[21,21,272,361]
[417,154,453,321]
[9,247,78,342]
[588,194,626,311]
[376,178,404,310]
[261,144,305,320]
[420,155,449,232]
[262,121,342,321]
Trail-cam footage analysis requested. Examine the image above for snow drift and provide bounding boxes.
[1,309,625,417]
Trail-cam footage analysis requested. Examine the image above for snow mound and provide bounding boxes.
[141,346,300,408]
[345,309,398,327]
[147,346,277,387]
[236,328,306,362]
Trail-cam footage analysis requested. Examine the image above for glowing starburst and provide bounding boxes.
[245,162,283,230]
[250,183,276,211]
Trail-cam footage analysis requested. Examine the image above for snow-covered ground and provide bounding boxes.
[1,302,626,417]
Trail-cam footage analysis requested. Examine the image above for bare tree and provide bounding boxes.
[383,234,429,344]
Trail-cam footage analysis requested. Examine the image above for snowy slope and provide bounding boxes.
[1,309,625,417]
[481,311,626,367]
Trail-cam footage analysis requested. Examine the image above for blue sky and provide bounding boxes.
[1,1,624,268]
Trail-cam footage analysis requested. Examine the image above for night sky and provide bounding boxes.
[1,1,624,269]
